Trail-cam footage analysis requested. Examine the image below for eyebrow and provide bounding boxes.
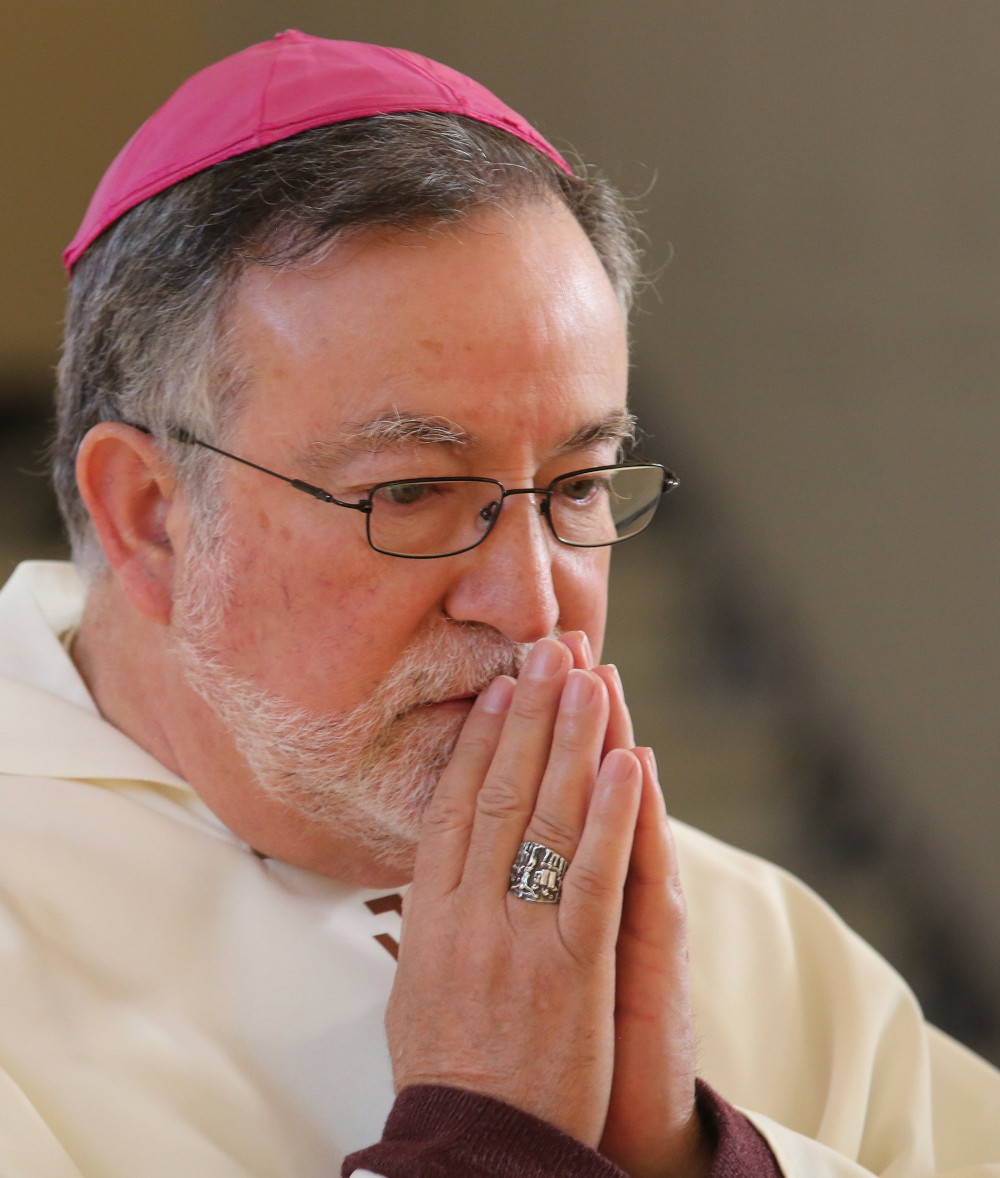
[302,407,637,471]
[550,409,637,456]
[302,412,469,470]
[348,412,472,450]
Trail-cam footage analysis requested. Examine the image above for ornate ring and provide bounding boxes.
[509,840,570,904]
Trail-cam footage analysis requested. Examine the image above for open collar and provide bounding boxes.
[0,562,192,795]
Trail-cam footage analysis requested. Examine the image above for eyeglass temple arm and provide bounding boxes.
[128,423,370,514]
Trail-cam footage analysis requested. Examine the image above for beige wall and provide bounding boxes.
[4,2,999,994]
[2,3,211,372]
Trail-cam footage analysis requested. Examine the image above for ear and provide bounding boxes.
[75,423,186,624]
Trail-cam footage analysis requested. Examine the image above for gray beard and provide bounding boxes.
[171,523,530,865]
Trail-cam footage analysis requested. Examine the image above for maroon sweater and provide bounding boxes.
[343,1079,781,1177]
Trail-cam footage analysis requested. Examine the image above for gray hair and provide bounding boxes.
[54,112,642,578]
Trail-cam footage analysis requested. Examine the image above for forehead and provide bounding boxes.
[228,200,629,461]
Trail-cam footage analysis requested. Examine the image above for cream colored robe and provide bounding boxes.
[0,562,997,1177]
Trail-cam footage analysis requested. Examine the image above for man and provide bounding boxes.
[0,29,997,1178]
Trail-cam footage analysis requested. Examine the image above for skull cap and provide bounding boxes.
[64,29,570,271]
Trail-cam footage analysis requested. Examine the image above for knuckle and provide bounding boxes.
[547,724,589,761]
[475,775,532,824]
[509,683,555,721]
[455,726,501,762]
[524,810,577,857]
[421,796,471,839]
[567,861,619,904]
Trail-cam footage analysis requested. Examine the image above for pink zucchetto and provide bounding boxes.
[64,29,570,272]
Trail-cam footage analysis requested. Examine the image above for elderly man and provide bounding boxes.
[0,30,997,1178]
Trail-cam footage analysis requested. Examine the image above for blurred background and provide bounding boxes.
[2,2,997,1062]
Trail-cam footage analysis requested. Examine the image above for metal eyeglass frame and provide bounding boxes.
[139,424,678,559]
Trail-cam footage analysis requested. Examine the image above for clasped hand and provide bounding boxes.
[386,635,713,1178]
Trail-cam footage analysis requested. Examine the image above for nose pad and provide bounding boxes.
[491,491,554,546]
[479,500,501,524]
[496,492,560,565]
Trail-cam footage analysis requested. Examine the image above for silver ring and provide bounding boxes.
[509,840,570,904]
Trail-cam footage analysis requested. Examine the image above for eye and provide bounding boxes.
[556,475,606,503]
[378,481,437,507]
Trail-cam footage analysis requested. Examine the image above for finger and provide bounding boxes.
[600,746,699,1175]
[515,668,609,868]
[618,747,686,992]
[558,747,642,951]
[411,675,515,898]
[559,630,594,670]
[628,747,678,897]
[592,663,635,753]
[462,637,571,886]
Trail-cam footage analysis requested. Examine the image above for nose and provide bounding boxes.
[441,492,561,644]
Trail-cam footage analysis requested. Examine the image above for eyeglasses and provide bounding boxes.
[158,426,677,559]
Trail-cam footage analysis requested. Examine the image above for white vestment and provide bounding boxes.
[0,562,997,1178]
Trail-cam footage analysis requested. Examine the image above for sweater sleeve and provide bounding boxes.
[697,1081,783,1177]
[342,1079,782,1177]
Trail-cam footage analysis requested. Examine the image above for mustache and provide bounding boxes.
[383,623,535,719]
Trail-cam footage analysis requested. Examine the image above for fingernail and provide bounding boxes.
[580,632,594,666]
[561,630,593,666]
[524,638,564,681]
[559,631,590,668]
[604,748,639,784]
[563,668,597,710]
[639,746,658,778]
[479,677,514,713]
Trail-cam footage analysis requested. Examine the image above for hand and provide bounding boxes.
[601,744,709,1177]
[386,637,643,1146]
[562,634,712,1178]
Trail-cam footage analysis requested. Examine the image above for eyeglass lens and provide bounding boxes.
[366,466,665,558]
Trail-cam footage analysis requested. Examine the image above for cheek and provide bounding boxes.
[218,508,365,646]
[555,548,611,655]
[214,513,441,706]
